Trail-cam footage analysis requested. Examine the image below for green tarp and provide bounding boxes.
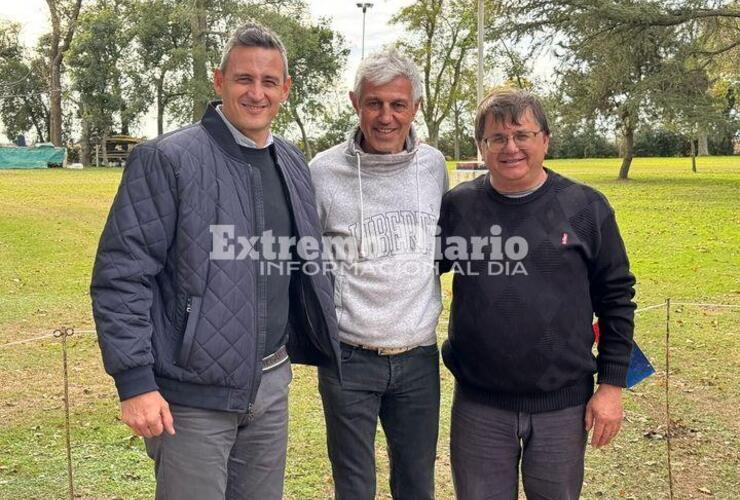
[0,145,67,169]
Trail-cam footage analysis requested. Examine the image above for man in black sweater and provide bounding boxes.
[438,88,636,499]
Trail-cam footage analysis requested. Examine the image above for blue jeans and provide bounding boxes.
[318,343,440,500]
[450,384,588,500]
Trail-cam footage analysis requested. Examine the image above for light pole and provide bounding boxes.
[356,3,374,60]
[477,0,484,163]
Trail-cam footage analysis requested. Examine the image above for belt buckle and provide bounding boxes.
[376,346,410,356]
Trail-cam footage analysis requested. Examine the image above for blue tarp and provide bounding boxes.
[0,145,67,169]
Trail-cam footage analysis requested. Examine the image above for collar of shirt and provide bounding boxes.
[216,104,273,149]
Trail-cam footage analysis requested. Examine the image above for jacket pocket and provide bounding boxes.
[176,295,202,367]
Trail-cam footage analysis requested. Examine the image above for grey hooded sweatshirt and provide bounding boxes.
[310,127,448,349]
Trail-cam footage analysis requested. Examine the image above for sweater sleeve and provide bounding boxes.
[590,209,636,387]
[90,145,178,401]
[436,192,454,275]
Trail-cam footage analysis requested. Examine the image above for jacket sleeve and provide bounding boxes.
[590,208,636,387]
[90,145,178,401]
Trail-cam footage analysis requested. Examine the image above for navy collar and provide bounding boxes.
[200,101,244,160]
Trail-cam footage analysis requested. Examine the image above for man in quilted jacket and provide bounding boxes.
[91,23,341,499]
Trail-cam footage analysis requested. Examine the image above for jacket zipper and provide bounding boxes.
[183,296,192,332]
[246,165,266,416]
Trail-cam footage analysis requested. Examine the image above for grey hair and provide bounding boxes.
[352,48,424,103]
[219,22,289,78]
[474,87,551,144]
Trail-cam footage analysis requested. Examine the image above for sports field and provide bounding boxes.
[0,156,738,498]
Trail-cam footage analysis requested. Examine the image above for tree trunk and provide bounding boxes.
[618,125,634,180]
[24,97,47,142]
[292,108,313,159]
[80,113,91,166]
[45,0,82,146]
[49,55,63,146]
[697,131,709,156]
[190,0,209,122]
[690,139,697,173]
[102,133,109,166]
[120,101,130,136]
[156,74,165,136]
[426,122,439,148]
[453,108,460,160]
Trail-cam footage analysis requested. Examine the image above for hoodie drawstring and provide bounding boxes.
[356,152,366,258]
[415,155,423,253]
[355,149,423,258]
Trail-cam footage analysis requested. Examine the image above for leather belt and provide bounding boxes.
[262,345,289,372]
[341,341,416,356]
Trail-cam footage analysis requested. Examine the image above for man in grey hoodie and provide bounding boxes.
[309,49,448,499]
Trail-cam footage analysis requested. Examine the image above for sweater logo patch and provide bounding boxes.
[561,232,568,245]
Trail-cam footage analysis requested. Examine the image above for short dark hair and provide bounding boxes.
[474,88,550,144]
[219,22,288,78]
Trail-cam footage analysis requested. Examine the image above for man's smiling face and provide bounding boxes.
[350,77,419,154]
[213,46,291,147]
[481,108,550,192]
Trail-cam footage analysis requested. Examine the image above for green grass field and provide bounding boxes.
[0,156,738,499]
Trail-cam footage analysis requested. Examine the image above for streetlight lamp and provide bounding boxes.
[356,3,374,60]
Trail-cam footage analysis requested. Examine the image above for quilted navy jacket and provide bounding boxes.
[91,103,341,412]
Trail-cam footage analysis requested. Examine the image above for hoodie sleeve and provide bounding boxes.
[90,145,178,401]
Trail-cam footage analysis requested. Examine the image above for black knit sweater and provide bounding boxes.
[439,169,636,413]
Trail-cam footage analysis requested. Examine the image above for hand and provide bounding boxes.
[120,390,175,438]
[585,384,623,448]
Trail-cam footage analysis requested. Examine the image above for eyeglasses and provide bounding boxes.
[482,130,543,152]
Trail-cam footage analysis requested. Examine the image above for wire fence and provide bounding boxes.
[0,300,738,499]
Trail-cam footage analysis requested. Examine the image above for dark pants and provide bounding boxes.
[450,385,588,500]
[144,361,292,500]
[318,343,440,500]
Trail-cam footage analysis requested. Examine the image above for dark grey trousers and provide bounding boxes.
[144,361,292,500]
[319,343,440,500]
[450,385,588,500]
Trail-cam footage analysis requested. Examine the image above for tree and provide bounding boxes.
[0,21,50,142]
[499,0,739,178]
[557,24,694,177]
[265,12,348,159]
[447,67,478,160]
[130,0,191,135]
[189,0,210,121]
[45,0,82,146]
[67,0,148,164]
[311,104,357,154]
[392,0,481,147]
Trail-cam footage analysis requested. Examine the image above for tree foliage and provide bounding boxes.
[129,0,191,135]
[0,21,50,142]
[260,11,349,158]
[498,0,739,178]
[392,0,485,147]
